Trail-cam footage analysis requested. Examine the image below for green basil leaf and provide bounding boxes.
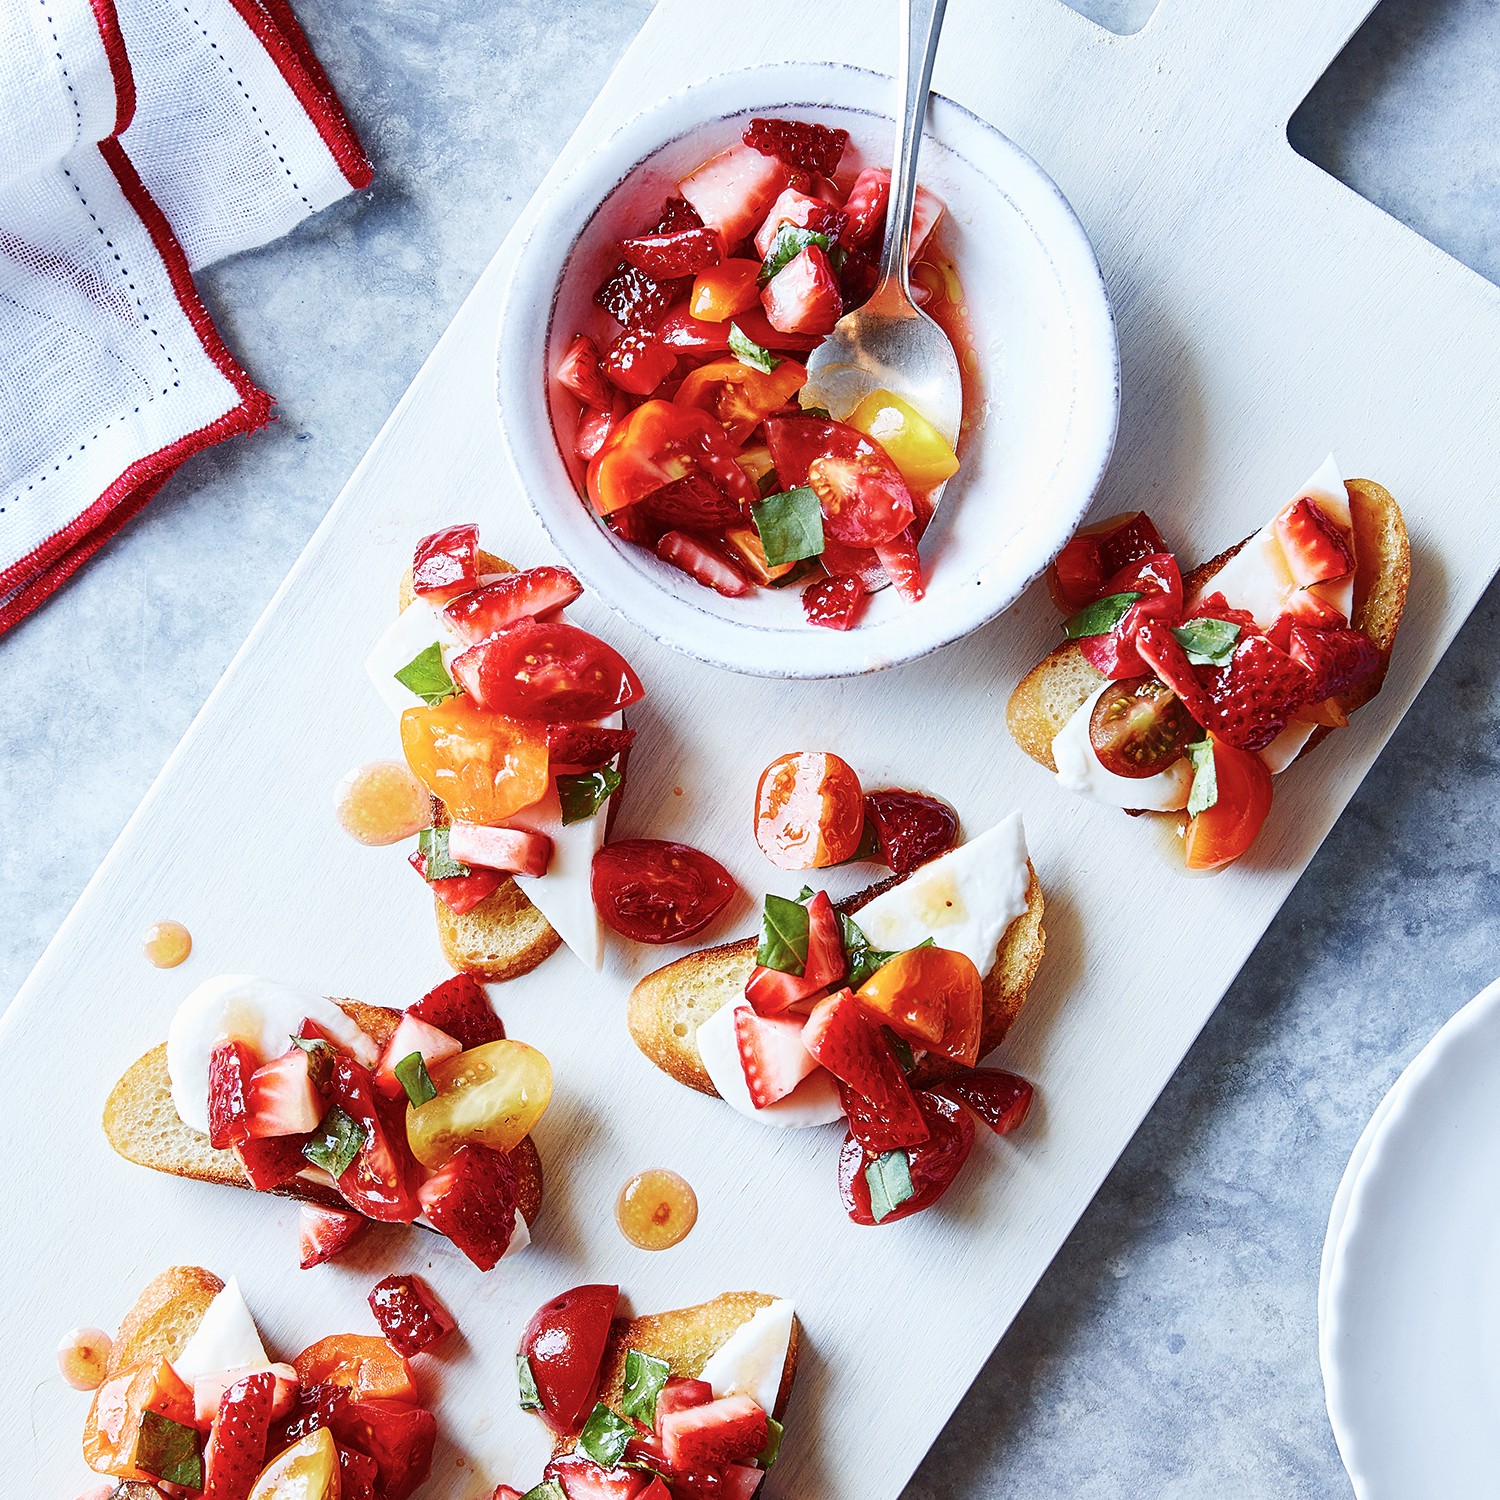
[756,468,781,498]
[751,486,824,567]
[884,1029,916,1074]
[290,1034,334,1090]
[620,1348,671,1426]
[134,1409,203,1489]
[758,1415,785,1469]
[577,1402,635,1468]
[727,321,781,374]
[522,1484,565,1500]
[757,892,811,976]
[800,404,832,419]
[758,225,832,285]
[394,1051,437,1108]
[1063,591,1143,640]
[1173,617,1241,666]
[557,766,623,825]
[866,1149,915,1223]
[517,1353,542,1412]
[302,1105,365,1179]
[418,825,469,881]
[839,913,903,990]
[394,641,461,705]
[1186,738,1219,817]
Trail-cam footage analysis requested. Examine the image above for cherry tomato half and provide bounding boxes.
[754,750,865,869]
[1046,511,1168,614]
[519,1284,619,1436]
[591,839,737,944]
[400,697,550,823]
[763,416,916,547]
[855,945,983,1065]
[450,619,645,723]
[1183,737,1274,870]
[1088,676,1197,778]
[838,1090,975,1226]
[676,357,808,444]
[587,400,758,516]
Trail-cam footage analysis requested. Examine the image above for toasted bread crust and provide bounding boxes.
[628,865,1046,1094]
[103,1001,545,1228]
[105,1265,224,1378]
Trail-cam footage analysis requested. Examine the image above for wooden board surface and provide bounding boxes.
[8,0,1500,1494]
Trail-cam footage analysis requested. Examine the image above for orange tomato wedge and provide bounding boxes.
[294,1333,417,1402]
[856,945,983,1066]
[84,1359,195,1479]
[1183,737,1274,870]
[399,697,549,824]
[689,259,763,322]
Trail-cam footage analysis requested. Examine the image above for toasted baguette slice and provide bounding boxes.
[1007,477,1410,771]
[629,867,1046,1095]
[102,998,544,1228]
[399,550,564,981]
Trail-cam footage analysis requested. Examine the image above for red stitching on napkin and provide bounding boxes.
[87,0,137,136]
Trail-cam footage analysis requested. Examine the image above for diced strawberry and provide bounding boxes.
[603,329,678,397]
[410,848,506,915]
[718,1467,765,1500]
[444,565,584,643]
[595,263,687,329]
[660,1394,769,1470]
[1201,633,1316,751]
[932,1067,1035,1135]
[803,990,928,1147]
[375,1014,463,1100]
[544,1454,653,1500]
[636,475,745,539]
[1286,625,1382,702]
[655,1377,714,1430]
[1182,589,1259,634]
[678,143,791,247]
[299,1203,365,1269]
[760,245,840,337]
[490,1489,526,1500]
[408,974,505,1050]
[840,167,945,260]
[620,226,724,278]
[656,531,753,597]
[556,335,612,410]
[802,573,865,630]
[744,891,848,1013]
[575,397,627,464]
[417,1143,519,1270]
[743,117,849,178]
[635,1481,673,1500]
[753,187,848,259]
[1274,496,1354,586]
[735,1007,821,1107]
[208,1039,258,1150]
[368,1274,456,1357]
[447,823,553,877]
[1278,585,1346,631]
[245,1048,323,1139]
[412,524,481,600]
[874,528,925,603]
[235,1133,309,1191]
[193,1363,298,1427]
[546,723,636,771]
[203,1369,275,1500]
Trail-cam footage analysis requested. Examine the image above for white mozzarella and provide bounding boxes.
[852,813,1031,974]
[171,1279,267,1383]
[167,975,380,1135]
[1259,718,1319,774]
[1051,684,1194,811]
[696,1001,845,1128]
[503,1210,532,1261]
[699,1298,796,1416]
[364,596,467,716]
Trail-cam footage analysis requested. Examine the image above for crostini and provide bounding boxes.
[104,973,544,1270]
[502,1284,798,1497]
[1007,457,1409,868]
[73,1266,438,1498]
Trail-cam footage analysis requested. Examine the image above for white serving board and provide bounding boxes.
[7,0,1500,1495]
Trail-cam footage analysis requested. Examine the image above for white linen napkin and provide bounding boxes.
[0,0,370,632]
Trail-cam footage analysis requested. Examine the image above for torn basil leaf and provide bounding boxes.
[558,766,623,825]
[517,1353,542,1411]
[577,1402,635,1468]
[1173,617,1241,666]
[757,892,811,976]
[418,824,469,881]
[1186,738,1219,816]
[394,641,461,705]
[751,486,824,568]
[302,1105,365,1179]
[727,321,781,374]
[1063,591,1143,640]
[394,1051,437,1108]
[865,1149,915,1223]
[134,1410,202,1488]
[758,225,832,285]
[620,1348,671,1426]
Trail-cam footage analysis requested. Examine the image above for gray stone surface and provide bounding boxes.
[3,0,1497,1494]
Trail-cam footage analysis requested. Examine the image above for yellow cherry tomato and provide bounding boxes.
[847,388,959,492]
[249,1428,339,1500]
[406,1039,553,1169]
[399,697,549,824]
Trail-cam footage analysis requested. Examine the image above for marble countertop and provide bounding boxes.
[4,1,1497,1495]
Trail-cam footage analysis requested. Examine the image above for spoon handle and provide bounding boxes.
[879,0,949,289]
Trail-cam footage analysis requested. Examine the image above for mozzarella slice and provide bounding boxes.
[852,813,1031,975]
[1259,718,1319,773]
[167,975,380,1136]
[1051,684,1194,811]
[171,1279,267,1383]
[699,1299,796,1416]
[364,596,467,715]
[696,1001,845,1128]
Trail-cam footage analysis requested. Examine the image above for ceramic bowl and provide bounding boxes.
[496,61,1118,678]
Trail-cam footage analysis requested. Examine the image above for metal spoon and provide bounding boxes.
[801,0,962,458]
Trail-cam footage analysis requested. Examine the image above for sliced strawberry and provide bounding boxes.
[245,1048,323,1139]
[660,1394,769,1470]
[556,335,612,410]
[544,1454,653,1500]
[1199,633,1315,751]
[678,143,790,246]
[802,990,928,1146]
[744,117,849,177]
[1182,589,1259,633]
[409,849,506,915]
[734,1006,821,1107]
[873,528,925,603]
[760,245,840,336]
[655,1377,714,1430]
[620,226,723,278]
[203,1369,275,1500]
[753,186,848,258]
[235,1133,309,1191]
[444,566,584,643]
[718,1468,765,1500]
[801,574,864,630]
[299,1203,365,1269]
[744,891,847,1014]
[1286,625,1382,701]
[448,823,553,877]
[193,1362,298,1427]
[375,1014,463,1100]
[208,1039,258,1149]
[368,1274,456,1357]
[932,1068,1035,1135]
[656,531,752,597]
[1274,496,1354,586]
[841,167,945,260]
[1133,620,1217,724]
[408,974,505,1050]
[575,397,628,464]
[636,475,745,539]
[417,1143,519,1270]
[1277,585,1345,631]
[546,723,636,771]
[602,329,678,397]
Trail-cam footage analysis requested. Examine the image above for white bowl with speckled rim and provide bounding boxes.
[495,61,1118,679]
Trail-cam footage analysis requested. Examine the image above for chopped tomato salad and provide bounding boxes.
[555,117,966,626]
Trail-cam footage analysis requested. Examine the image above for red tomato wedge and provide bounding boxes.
[591,840,736,944]
[587,400,758,516]
[838,1090,975,1226]
[763,416,916,547]
[328,1054,421,1223]
[451,620,645,723]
